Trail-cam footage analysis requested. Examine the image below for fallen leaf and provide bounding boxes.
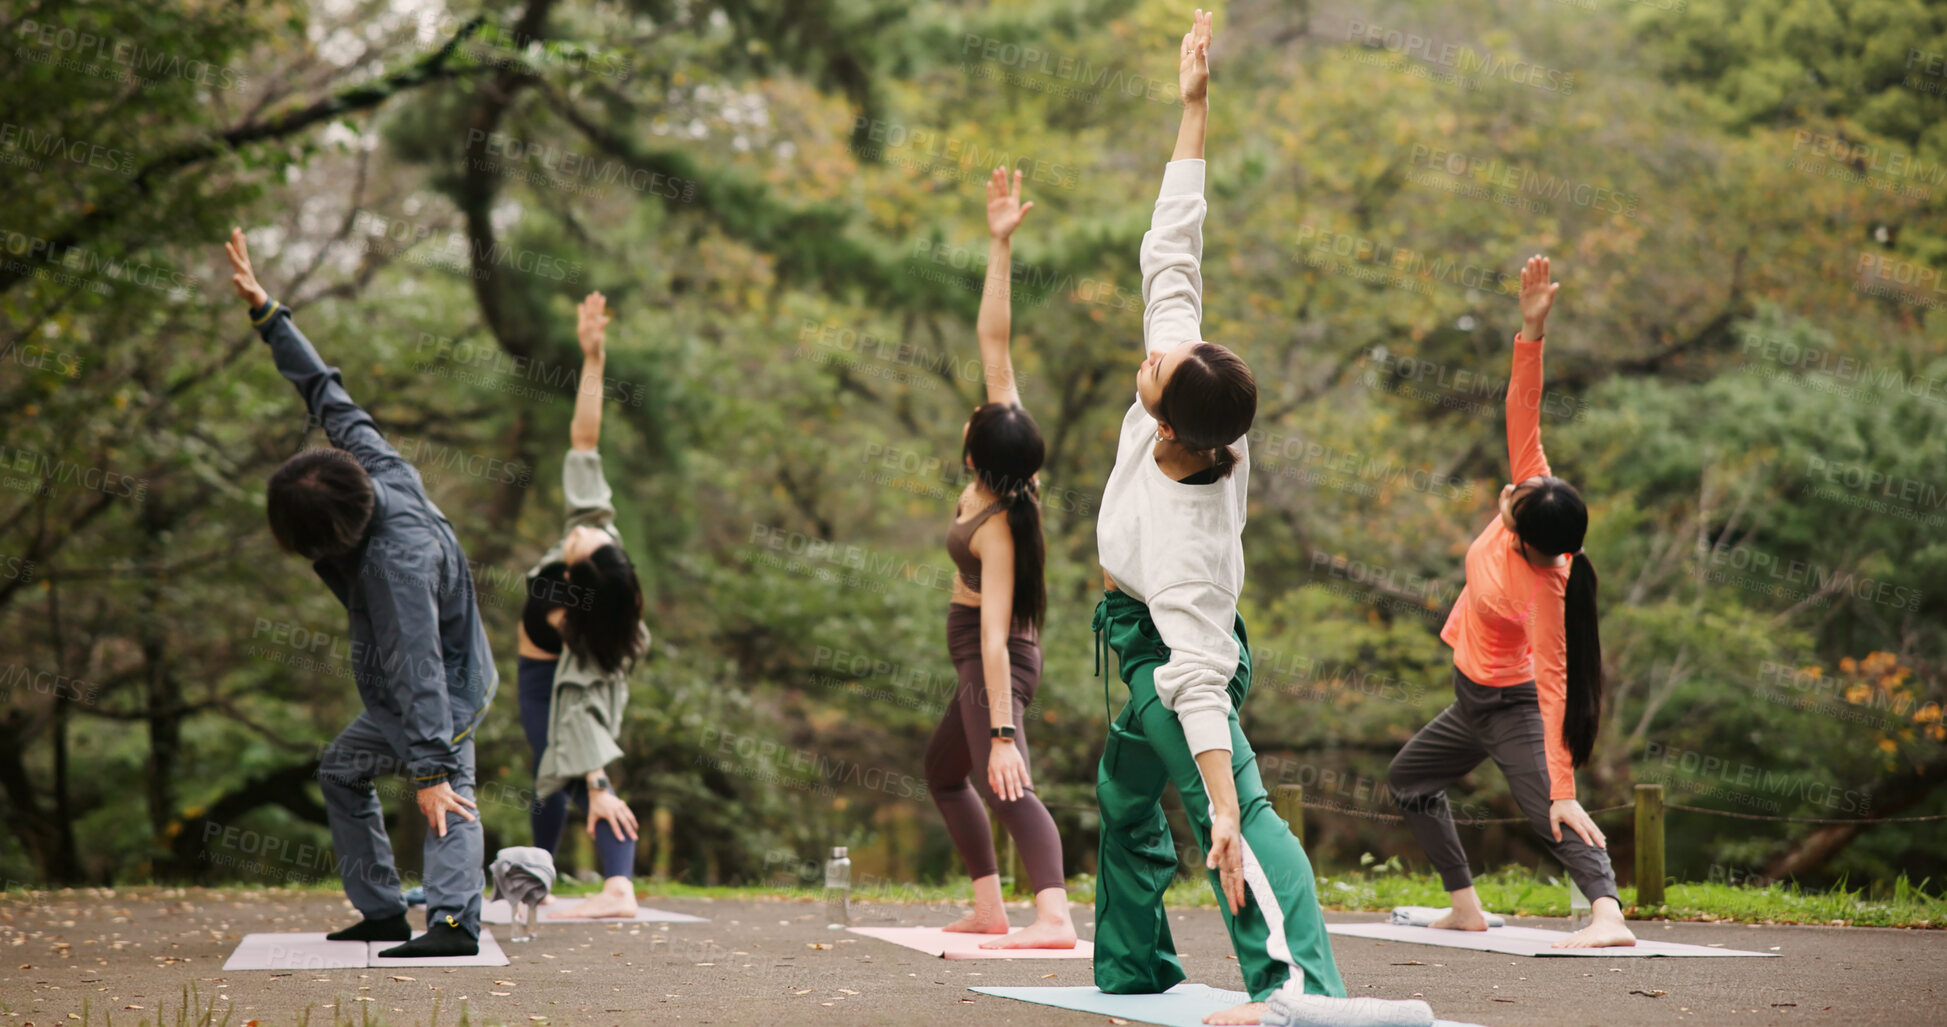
[495,980,518,986]
[490,992,512,997]
[1041,973,1057,979]
[389,976,415,982]
[807,943,831,950]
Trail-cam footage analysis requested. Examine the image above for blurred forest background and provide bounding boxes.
[1,0,1943,900]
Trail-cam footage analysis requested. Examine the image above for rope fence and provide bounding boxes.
[1035,786,1942,905]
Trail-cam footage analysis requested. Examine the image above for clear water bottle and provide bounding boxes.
[824,846,851,927]
[1568,877,1592,930]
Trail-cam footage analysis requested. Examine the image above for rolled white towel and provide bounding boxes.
[1390,905,1504,928]
[1263,990,1435,1027]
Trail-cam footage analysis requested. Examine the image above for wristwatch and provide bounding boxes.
[990,725,1016,740]
[591,774,613,793]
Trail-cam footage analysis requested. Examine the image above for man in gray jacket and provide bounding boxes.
[226,229,496,958]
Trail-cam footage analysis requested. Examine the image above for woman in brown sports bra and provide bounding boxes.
[922,167,1075,950]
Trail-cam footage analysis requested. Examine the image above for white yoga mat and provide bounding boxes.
[970,984,1490,1027]
[1326,921,1777,957]
[1390,905,1505,928]
[222,928,509,969]
[368,927,508,967]
[849,925,1095,959]
[481,897,708,924]
[222,932,368,971]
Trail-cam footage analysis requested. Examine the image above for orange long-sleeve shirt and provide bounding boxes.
[1439,334,1576,800]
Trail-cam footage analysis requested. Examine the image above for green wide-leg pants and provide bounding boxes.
[1091,590,1347,1002]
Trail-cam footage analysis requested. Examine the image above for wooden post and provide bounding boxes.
[1274,785,1305,846]
[1634,783,1665,907]
[650,805,673,882]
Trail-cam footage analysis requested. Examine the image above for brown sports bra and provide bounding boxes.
[946,497,1010,593]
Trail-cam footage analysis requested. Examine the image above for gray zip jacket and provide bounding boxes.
[251,300,497,783]
[531,448,647,796]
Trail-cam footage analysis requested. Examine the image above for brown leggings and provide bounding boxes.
[923,603,1066,894]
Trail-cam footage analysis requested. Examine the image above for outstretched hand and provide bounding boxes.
[577,291,610,359]
[1178,9,1212,104]
[225,227,269,309]
[1519,254,1559,339]
[985,166,1034,241]
[1205,815,1246,915]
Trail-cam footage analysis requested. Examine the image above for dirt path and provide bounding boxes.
[1,888,1940,1025]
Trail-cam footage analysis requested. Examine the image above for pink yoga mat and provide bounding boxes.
[222,932,368,971]
[480,898,708,924]
[849,925,1094,959]
[1325,921,1776,957]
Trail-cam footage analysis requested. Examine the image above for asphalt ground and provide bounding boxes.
[1,889,1940,1026]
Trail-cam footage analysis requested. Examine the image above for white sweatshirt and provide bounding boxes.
[1095,158,1249,758]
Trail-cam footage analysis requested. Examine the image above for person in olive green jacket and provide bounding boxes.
[516,291,652,918]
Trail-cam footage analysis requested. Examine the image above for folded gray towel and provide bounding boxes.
[1390,905,1505,928]
[490,846,557,908]
[1263,990,1436,1027]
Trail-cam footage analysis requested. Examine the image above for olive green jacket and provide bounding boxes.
[531,448,649,797]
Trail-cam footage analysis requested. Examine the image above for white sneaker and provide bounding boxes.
[1262,987,1435,1027]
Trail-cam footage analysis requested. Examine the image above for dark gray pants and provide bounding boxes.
[317,709,483,936]
[1386,667,1617,903]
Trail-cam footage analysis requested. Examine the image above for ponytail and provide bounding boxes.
[1003,482,1047,632]
[1208,444,1240,481]
[1562,550,1603,767]
[961,402,1047,633]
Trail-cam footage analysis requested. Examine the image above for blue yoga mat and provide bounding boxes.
[970,984,1491,1027]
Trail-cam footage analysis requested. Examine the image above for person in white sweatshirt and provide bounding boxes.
[1091,12,1435,1027]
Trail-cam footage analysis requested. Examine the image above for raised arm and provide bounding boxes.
[562,292,619,532]
[1139,11,1212,361]
[1507,255,1559,482]
[571,292,610,451]
[226,228,406,476]
[1173,9,1210,162]
[977,167,1034,407]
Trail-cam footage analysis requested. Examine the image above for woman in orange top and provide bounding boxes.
[1386,256,1635,949]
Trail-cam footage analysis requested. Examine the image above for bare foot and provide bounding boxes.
[1552,919,1637,948]
[942,910,1010,934]
[551,892,640,919]
[977,918,1076,949]
[1203,1001,1265,1025]
[1428,907,1490,931]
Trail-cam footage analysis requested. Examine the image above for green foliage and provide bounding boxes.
[0,0,1940,907]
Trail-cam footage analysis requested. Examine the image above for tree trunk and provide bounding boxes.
[1762,752,1947,883]
[170,761,328,882]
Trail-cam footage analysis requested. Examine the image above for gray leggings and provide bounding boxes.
[1386,666,1618,903]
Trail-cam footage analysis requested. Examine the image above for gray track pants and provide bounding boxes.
[318,709,483,936]
[1386,667,1617,903]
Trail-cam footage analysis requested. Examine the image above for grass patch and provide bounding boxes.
[11,867,1941,929]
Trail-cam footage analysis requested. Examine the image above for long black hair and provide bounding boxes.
[961,402,1047,632]
[1508,478,1603,767]
[1155,342,1256,480]
[561,541,648,676]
